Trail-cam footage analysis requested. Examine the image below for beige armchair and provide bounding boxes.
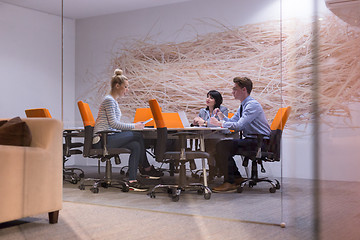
[0,118,63,224]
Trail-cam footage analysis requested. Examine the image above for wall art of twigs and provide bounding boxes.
[85,15,360,128]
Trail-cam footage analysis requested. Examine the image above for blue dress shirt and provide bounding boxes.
[222,96,271,138]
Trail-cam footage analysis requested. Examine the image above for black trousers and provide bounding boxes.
[215,138,264,184]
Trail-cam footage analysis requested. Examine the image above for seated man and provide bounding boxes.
[209,77,271,192]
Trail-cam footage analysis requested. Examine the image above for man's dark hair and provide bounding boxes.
[233,77,253,94]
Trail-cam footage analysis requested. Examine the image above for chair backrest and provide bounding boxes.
[148,99,184,128]
[133,108,155,127]
[77,101,95,127]
[266,129,282,161]
[266,106,291,160]
[77,101,97,157]
[162,112,184,128]
[148,99,166,128]
[270,106,291,131]
[148,99,168,162]
[25,108,52,118]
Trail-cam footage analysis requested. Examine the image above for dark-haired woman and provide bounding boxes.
[193,90,228,182]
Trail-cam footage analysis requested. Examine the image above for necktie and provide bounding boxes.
[239,104,243,139]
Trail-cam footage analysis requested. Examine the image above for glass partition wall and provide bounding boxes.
[3,0,358,238]
[72,0,290,229]
[69,0,360,238]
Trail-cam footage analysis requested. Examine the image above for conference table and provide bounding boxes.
[138,126,234,188]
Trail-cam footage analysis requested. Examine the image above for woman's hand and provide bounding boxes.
[134,122,145,129]
[193,116,205,125]
[213,108,225,120]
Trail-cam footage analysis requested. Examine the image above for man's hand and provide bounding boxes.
[209,117,222,127]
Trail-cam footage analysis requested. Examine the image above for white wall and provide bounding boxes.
[0,2,76,128]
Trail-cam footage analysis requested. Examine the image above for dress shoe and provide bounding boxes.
[207,165,217,182]
[234,177,246,186]
[212,182,237,193]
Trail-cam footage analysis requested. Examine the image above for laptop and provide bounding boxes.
[178,111,191,128]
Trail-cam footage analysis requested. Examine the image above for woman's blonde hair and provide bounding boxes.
[111,68,128,90]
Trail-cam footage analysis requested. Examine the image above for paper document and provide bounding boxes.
[143,118,153,124]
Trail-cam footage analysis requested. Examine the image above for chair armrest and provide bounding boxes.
[95,130,121,156]
[255,134,266,158]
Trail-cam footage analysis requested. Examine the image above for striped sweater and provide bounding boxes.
[93,95,135,143]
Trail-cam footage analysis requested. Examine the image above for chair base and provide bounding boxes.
[78,159,129,193]
[63,167,84,184]
[148,183,211,202]
[237,178,280,193]
[148,160,211,201]
[78,178,129,193]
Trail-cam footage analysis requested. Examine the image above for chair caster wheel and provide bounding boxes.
[149,192,156,198]
[79,185,85,190]
[90,187,99,193]
[275,180,280,189]
[204,192,211,200]
[70,177,78,184]
[172,195,179,202]
[269,187,276,193]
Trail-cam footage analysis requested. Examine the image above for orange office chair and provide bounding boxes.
[77,101,131,193]
[132,107,187,176]
[133,107,185,128]
[25,108,84,184]
[25,108,52,118]
[133,108,155,127]
[236,106,291,193]
[148,99,212,201]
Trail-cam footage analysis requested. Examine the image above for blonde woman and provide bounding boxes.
[93,69,162,191]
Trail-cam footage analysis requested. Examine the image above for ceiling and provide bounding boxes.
[0,0,192,19]
[325,0,360,26]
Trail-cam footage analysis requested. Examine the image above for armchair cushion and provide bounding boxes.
[0,117,32,146]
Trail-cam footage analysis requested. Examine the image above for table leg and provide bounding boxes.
[179,135,187,188]
[199,133,208,187]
